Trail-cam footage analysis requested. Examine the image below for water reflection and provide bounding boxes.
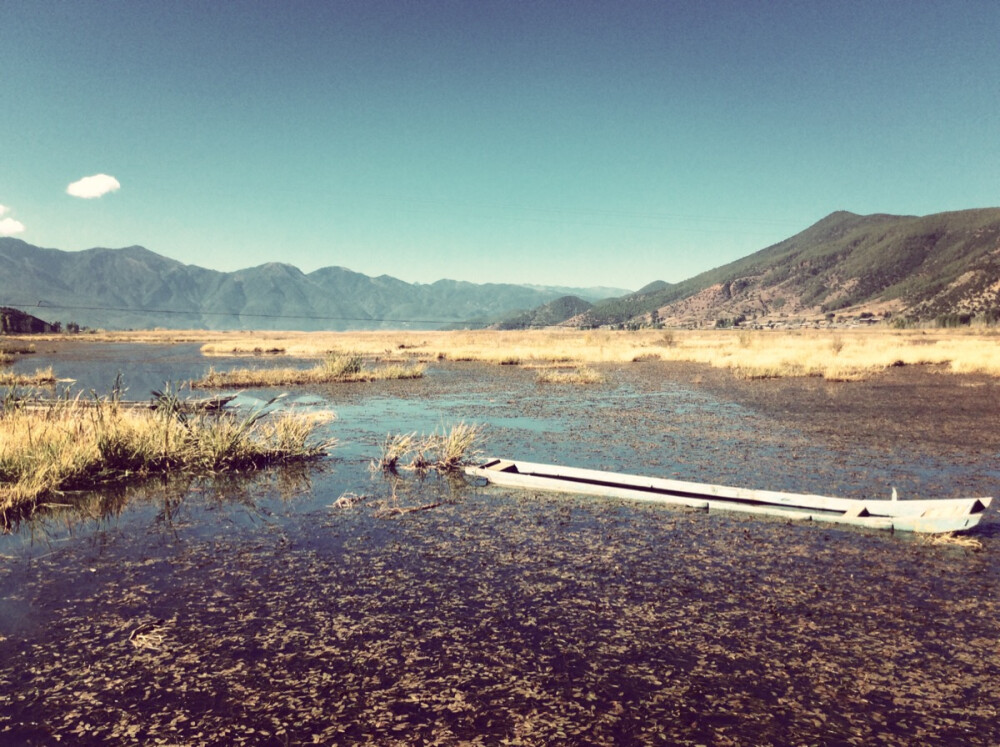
[0,466,317,556]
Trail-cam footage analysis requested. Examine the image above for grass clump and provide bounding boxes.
[322,351,364,377]
[536,366,606,385]
[0,367,56,386]
[371,423,484,474]
[0,392,335,521]
[191,352,424,389]
[372,432,418,473]
[434,422,484,472]
[0,342,36,355]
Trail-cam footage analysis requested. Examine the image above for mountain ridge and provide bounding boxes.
[5,206,999,332]
[0,238,629,331]
[573,207,1000,328]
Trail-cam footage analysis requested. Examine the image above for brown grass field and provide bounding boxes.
[49,326,1000,381]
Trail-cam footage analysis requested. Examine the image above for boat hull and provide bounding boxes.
[466,459,994,534]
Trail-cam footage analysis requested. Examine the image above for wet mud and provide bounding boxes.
[2,350,999,745]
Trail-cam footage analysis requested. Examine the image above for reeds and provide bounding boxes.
[373,432,418,473]
[435,422,484,471]
[371,423,483,474]
[0,367,56,386]
[194,328,1000,379]
[190,352,425,389]
[0,342,36,355]
[76,327,1000,380]
[0,392,335,518]
[536,366,606,384]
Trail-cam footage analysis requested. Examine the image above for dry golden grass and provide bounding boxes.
[536,366,607,384]
[0,341,36,355]
[372,432,418,473]
[53,326,1000,380]
[196,329,660,364]
[371,423,484,474]
[208,327,999,381]
[0,366,56,386]
[0,396,334,518]
[922,532,984,551]
[190,353,425,389]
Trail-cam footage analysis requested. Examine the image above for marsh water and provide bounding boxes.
[2,341,999,745]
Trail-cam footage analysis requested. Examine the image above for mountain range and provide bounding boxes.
[2,207,998,332]
[0,238,627,331]
[568,207,1000,328]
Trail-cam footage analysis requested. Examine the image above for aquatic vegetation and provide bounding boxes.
[372,432,418,474]
[433,422,484,472]
[0,342,36,365]
[3,340,1000,745]
[190,352,425,388]
[0,341,35,355]
[321,351,363,377]
[0,366,55,386]
[922,532,984,551]
[536,366,606,384]
[189,328,1000,379]
[5,489,999,745]
[372,423,484,474]
[0,392,334,519]
[331,491,368,509]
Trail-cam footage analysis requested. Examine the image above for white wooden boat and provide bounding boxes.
[466,458,995,534]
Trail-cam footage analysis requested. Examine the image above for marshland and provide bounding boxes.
[2,328,1000,745]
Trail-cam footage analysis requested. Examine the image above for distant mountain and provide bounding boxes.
[494,295,594,330]
[0,239,623,331]
[573,208,1000,327]
[518,283,629,301]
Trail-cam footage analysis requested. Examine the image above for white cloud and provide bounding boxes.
[0,217,26,236]
[0,205,25,235]
[66,173,121,199]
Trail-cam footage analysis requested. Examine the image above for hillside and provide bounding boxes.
[0,307,56,334]
[576,208,1000,327]
[494,295,594,330]
[0,239,627,331]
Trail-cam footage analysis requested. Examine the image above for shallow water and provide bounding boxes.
[2,343,999,745]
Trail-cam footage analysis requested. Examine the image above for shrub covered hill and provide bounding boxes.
[493,295,595,330]
[571,208,1000,328]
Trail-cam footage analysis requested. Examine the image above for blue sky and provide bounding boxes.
[2,1,998,291]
